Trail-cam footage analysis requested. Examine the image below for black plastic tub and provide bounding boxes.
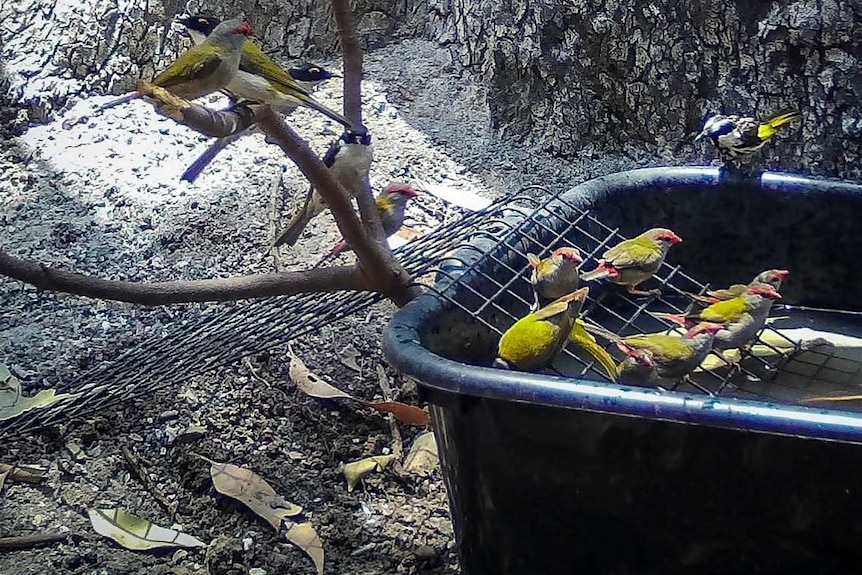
[384,167,862,575]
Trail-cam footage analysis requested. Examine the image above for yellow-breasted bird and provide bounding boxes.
[322,182,418,259]
[580,228,682,296]
[691,269,789,304]
[274,127,373,247]
[527,247,583,311]
[179,60,339,183]
[175,15,349,126]
[658,284,782,364]
[695,110,800,158]
[496,288,589,372]
[100,19,252,110]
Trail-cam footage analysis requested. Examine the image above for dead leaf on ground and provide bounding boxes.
[88,508,205,551]
[0,364,80,422]
[403,431,439,476]
[0,470,8,494]
[338,344,362,373]
[396,226,423,241]
[0,463,46,484]
[365,401,430,426]
[288,346,352,400]
[202,458,302,532]
[286,522,324,575]
[342,455,397,492]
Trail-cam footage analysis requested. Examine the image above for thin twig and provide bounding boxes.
[121,444,178,522]
[0,463,46,484]
[0,532,76,550]
[140,82,262,137]
[330,0,363,126]
[267,169,286,273]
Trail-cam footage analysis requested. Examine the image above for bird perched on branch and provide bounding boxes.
[320,182,418,260]
[657,284,782,365]
[179,60,339,183]
[496,288,589,372]
[175,15,349,126]
[100,19,252,110]
[527,247,583,311]
[696,110,800,159]
[690,269,789,304]
[580,228,683,296]
[274,127,373,247]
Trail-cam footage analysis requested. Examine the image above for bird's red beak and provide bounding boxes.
[774,269,790,279]
[236,22,253,35]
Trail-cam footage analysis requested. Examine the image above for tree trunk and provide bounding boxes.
[424,0,862,179]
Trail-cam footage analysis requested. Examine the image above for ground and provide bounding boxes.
[0,38,648,574]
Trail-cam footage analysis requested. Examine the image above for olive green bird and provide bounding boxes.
[580,228,683,296]
[496,288,589,372]
[527,247,583,311]
[100,19,252,110]
[690,269,789,304]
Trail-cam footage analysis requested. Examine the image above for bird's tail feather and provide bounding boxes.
[303,97,351,127]
[654,312,689,326]
[570,319,618,381]
[181,131,247,183]
[98,92,140,111]
[274,190,316,247]
[580,268,612,282]
[758,110,800,140]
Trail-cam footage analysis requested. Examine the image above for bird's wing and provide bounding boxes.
[623,334,691,360]
[155,48,224,88]
[321,139,342,168]
[533,300,570,322]
[734,117,763,146]
[602,237,660,270]
[241,41,311,99]
[694,296,747,323]
[706,284,746,300]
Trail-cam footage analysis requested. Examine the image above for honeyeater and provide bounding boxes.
[696,110,800,158]
[580,228,682,296]
[274,127,373,247]
[527,247,583,311]
[100,19,252,110]
[175,15,349,126]
[496,288,589,372]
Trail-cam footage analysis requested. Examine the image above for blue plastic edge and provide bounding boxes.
[384,166,862,445]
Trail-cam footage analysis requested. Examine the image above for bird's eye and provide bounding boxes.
[309,67,320,73]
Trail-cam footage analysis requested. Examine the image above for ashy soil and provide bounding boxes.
[0,38,648,575]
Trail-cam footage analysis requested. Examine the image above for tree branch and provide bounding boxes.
[0,249,371,305]
[331,0,363,126]
[139,82,262,138]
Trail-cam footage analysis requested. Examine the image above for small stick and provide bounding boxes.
[120,445,178,522]
[267,170,286,273]
[0,532,74,550]
[376,365,403,460]
[0,463,46,484]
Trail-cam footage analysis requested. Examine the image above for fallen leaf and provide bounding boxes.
[288,346,352,400]
[343,455,397,492]
[395,226,423,240]
[0,364,80,421]
[403,431,439,476]
[286,522,324,575]
[88,508,205,551]
[0,470,8,494]
[204,458,302,532]
[338,345,362,373]
[366,401,430,426]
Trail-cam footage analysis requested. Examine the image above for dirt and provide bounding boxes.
[0,37,648,575]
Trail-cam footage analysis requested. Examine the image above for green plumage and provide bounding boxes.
[239,41,311,101]
[603,235,662,270]
[691,296,748,323]
[621,334,694,361]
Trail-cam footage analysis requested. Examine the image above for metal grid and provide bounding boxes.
[2,184,860,440]
[419,185,859,406]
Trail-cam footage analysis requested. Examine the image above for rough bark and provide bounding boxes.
[425,0,862,178]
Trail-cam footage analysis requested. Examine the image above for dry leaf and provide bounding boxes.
[205,458,302,532]
[366,401,430,426]
[339,345,362,373]
[403,432,439,476]
[88,508,205,551]
[0,470,8,494]
[288,347,352,400]
[395,226,423,241]
[0,364,80,421]
[286,522,324,575]
[342,455,397,492]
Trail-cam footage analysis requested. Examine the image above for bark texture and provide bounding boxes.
[424,0,862,178]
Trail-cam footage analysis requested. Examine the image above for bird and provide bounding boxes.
[613,323,725,382]
[99,19,253,110]
[174,15,350,126]
[615,347,659,386]
[179,61,339,183]
[496,288,589,372]
[274,127,373,247]
[695,110,800,159]
[569,317,620,381]
[690,269,789,304]
[320,182,418,260]
[526,247,583,311]
[580,228,683,296]
[658,284,782,365]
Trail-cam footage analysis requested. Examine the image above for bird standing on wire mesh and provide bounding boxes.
[690,269,789,304]
[175,15,350,126]
[615,347,659,386]
[274,127,373,247]
[317,182,418,263]
[580,228,683,297]
[99,19,253,110]
[527,247,583,311]
[695,110,800,159]
[658,284,782,365]
[495,288,589,372]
